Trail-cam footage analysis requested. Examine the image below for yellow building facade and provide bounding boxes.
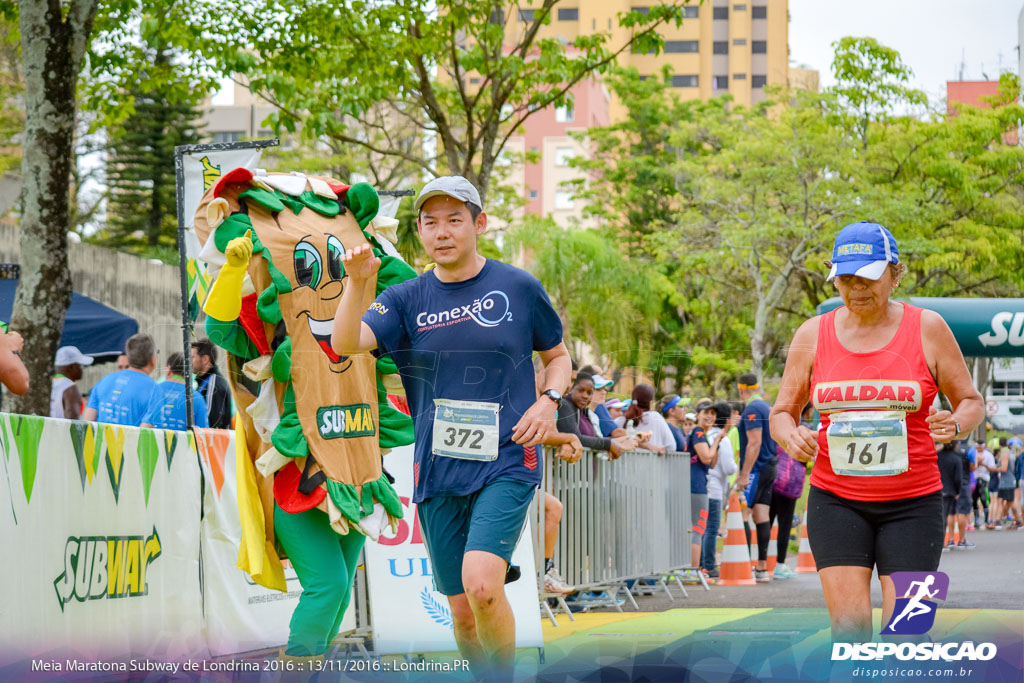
[505,0,789,116]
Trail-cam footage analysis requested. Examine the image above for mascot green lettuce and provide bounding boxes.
[193,168,417,661]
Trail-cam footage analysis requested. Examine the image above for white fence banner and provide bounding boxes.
[0,415,204,665]
[196,428,358,657]
[364,445,544,655]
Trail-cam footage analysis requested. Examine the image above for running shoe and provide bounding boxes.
[706,568,720,579]
[754,569,770,583]
[956,540,975,550]
[773,564,796,579]
[944,541,955,551]
[543,567,574,595]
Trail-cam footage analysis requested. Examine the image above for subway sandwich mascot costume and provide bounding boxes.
[193,168,416,663]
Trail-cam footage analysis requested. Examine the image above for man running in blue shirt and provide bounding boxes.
[332,176,570,675]
[141,352,210,431]
[82,333,158,426]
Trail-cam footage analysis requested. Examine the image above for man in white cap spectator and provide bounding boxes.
[51,346,93,419]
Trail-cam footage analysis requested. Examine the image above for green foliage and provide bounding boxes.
[0,15,21,178]
[504,216,660,369]
[100,48,202,251]
[829,36,926,147]
[166,0,689,207]
[578,38,1024,387]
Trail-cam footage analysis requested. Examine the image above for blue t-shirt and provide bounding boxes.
[687,426,710,494]
[86,369,157,426]
[738,396,776,472]
[594,403,619,438]
[141,380,209,431]
[363,259,563,503]
[668,423,687,453]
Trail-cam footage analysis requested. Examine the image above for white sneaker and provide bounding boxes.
[544,567,574,594]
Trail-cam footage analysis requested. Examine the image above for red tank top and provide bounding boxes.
[810,303,940,501]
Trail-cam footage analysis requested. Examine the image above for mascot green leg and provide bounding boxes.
[273,503,366,656]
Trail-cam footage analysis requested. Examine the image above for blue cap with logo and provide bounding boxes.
[827,221,900,282]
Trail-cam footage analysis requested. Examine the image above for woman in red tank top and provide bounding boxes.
[770,222,983,643]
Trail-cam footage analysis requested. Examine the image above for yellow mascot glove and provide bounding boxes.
[203,230,254,321]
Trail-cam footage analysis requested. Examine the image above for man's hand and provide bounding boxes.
[342,244,381,282]
[557,436,583,464]
[225,230,253,268]
[6,330,23,353]
[735,472,750,490]
[512,398,557,447]
[783,425,819,462]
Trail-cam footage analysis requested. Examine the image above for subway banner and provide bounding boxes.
[363,445,544,656]
[195,427,351,657]
[0,415,205,664]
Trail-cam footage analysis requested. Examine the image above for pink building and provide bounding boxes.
[946,80,1018,145]
[506,77,611,226]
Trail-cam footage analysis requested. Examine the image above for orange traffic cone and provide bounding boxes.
[718,493,756,586]
[766,520,778,575]
[796,512,816,573]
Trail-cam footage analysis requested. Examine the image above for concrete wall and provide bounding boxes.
[0,220,195,392]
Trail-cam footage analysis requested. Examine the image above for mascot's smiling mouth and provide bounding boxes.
[301,312,352,372]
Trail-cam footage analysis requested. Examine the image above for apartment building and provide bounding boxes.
[201,2,792,226]
[505,0,789,113]
[503,0,789,225]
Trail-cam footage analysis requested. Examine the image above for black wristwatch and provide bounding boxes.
[542,389,562,403]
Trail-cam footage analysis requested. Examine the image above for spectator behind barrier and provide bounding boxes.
[51,346,93,419]
[619,383,675,455]
[141,352,210,431]
[191,338,233,430]
[658,393,689,453]
[556,373,636,459]
[81,333,157,426]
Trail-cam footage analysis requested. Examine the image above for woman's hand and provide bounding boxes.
[783,425,819,462]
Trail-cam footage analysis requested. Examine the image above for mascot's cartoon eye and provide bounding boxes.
[294,241,322,289]
[327,235,345,281]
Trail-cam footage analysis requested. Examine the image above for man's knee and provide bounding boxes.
[545,494,563,521]
[462,551,507,610]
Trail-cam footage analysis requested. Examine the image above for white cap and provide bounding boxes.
[414,176,483,212]
[55,346,94,367]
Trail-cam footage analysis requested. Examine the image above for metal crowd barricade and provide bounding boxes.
[538,447,692,591]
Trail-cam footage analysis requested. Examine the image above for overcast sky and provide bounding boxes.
[789,0,1023,106]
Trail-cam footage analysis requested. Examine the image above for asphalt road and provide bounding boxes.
[619,525,1024,612]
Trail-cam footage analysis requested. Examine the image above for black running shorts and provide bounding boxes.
[806,484,943,575]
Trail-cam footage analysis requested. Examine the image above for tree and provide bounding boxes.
[852,73,1024,299]
[504,216,662,370]
[103,47,202,252]
[4,0,99,415]
[670,88,859,377]
[830,36,926,149]
[0,15,22,181]
[3,0,208,414]
[172,0,690,209]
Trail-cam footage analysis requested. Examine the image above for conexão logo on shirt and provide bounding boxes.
[317,404,376,439]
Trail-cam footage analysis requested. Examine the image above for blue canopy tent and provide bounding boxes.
[0,280,139,363]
